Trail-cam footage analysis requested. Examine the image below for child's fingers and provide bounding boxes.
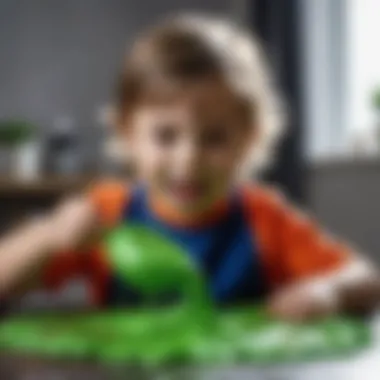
[267,285,337,322]
[267,291,308,322]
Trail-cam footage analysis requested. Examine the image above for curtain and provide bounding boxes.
[248,0,305,202]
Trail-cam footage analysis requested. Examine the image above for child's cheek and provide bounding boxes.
[202,153,239,194]
[134,143,165,181]
[207,149,241,176]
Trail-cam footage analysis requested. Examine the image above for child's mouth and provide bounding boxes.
[169,181,205,202]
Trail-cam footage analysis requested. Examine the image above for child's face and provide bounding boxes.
[124,80,252,215]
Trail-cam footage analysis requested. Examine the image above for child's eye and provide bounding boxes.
[200,127,229,148]
[153,124,178,146]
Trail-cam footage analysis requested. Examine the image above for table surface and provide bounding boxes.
[1,315,379,380]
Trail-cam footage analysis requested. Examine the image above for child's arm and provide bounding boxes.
[0,195,98,297]
[247,186,380,321]
[269,194,380,320]
[268,258,380,321]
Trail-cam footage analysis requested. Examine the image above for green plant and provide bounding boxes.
[371,88,380,111]
[0,120,36,146]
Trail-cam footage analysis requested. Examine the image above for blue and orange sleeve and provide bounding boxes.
[243,185,352,290]
[42,180,129,304]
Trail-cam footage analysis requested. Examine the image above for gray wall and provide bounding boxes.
[308,161,380,264]
[0,0,234,133]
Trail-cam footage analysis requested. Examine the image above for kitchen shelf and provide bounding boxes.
[0,177,93,197]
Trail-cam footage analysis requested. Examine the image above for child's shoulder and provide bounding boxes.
[241,182,288,214]
[87,179,130,226]
[242,183,317,237]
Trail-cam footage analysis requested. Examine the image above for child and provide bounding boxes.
[0,14,379,321]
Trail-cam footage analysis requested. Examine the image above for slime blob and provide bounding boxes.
[0,224,372,365]
[104,225,211,312]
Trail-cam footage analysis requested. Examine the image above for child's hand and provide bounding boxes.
[49,196,98,252]
[267,280,339,322]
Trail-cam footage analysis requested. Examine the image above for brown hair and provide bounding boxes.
[116,19,230,123]
[114,14,285,174]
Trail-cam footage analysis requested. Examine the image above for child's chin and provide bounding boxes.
[170,196,208,215]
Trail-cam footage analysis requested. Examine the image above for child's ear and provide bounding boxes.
[101,105,133,162]
[105,104,130,137]
[240,123,258,153]
[236,124,259,177]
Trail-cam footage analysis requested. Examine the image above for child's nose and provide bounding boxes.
[175,140,201,172]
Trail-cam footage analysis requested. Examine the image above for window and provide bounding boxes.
[302,0,380,160]
[346,0,380,134]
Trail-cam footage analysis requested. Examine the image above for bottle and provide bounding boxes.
[46,116,82,176]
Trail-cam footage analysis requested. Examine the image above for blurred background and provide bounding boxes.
[0,0,380,303]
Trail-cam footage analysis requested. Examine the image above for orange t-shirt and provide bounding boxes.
[42,182,352,306]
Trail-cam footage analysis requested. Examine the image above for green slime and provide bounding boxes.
[104,225,212,321]
[0,224,372,365]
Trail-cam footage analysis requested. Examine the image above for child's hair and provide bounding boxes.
[114,14,286,174]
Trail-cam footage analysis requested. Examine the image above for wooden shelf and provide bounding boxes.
[0,177,93,197]
[311,157,380,170]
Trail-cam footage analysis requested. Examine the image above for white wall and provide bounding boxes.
[301,0,347,159]
[346,0,380,133]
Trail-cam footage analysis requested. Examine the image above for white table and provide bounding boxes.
[1,316,379,380]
